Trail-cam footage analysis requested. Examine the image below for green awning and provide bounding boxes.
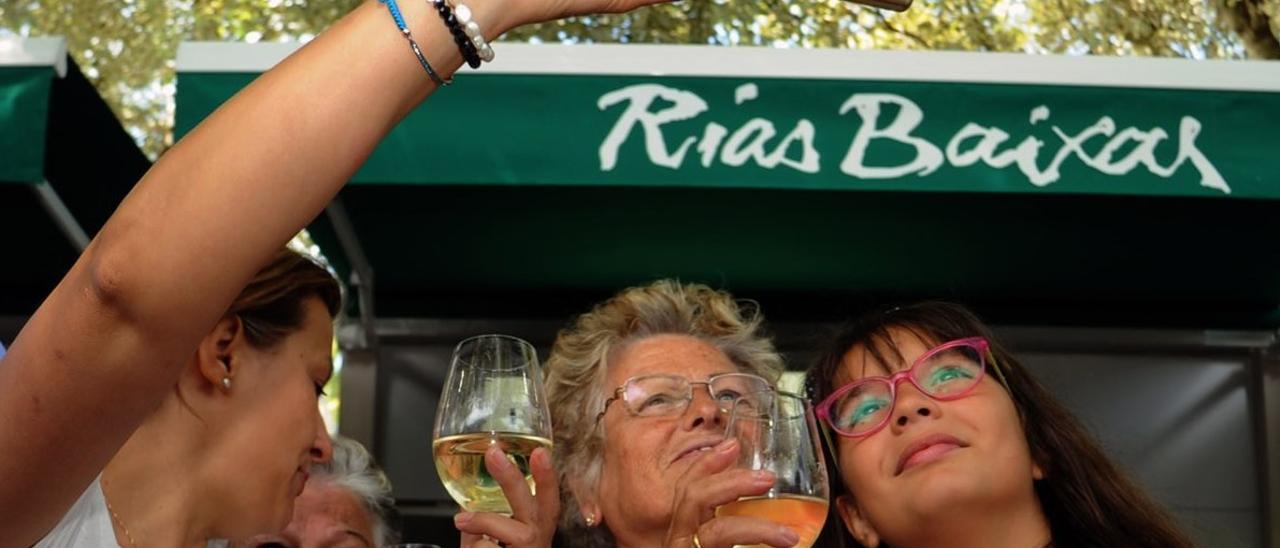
[0,37,150,315]
[175,43,1280,327]
[0,38,62,185]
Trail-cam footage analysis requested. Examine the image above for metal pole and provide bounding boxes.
[33,180,89,252]
[325,198,380,453]
[1256,339,1280,547]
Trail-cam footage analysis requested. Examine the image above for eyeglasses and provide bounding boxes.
[816,337,1004,438]
[595,372,775,425]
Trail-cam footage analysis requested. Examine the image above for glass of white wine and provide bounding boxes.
[718,391,830,548]
[432,334,553,514]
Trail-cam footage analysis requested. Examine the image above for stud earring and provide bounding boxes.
[221,377,232,390]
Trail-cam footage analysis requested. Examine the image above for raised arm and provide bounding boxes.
[0,0,657,542]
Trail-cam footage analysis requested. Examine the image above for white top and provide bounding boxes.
[35,477,231,548]
[35,477,117,548]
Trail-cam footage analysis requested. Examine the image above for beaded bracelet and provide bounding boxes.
[454,3,495,62]
[379,0,450,86]
[432,0,482,69]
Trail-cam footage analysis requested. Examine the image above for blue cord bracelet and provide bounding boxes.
[380,0,450,86]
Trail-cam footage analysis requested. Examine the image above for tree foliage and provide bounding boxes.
[1,0,1275,158]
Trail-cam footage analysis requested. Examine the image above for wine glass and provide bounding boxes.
[432,334,553,514]
[718,391,830,548]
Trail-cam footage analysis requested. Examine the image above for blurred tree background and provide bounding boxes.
[1,0,1276,159]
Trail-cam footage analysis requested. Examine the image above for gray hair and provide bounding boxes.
[544,280,784,547]
[310,436,399,547]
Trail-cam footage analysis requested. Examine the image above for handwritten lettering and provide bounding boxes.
[597,84,1230,194]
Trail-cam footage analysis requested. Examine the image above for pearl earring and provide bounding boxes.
[585,513,595,527]
[221,377,232,390]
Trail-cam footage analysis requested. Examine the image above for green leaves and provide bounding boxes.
[1028,0,1245,58]
[1213,0,1280,58]
[1,0,361,158]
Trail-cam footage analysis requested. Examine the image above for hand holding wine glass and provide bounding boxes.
[662,437,801,548]
[454,443,558,548]
[434,335,558,547]
[717,391,830,548]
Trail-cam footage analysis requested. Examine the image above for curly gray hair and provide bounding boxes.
[310,436,399,547]
[544,280,783,547]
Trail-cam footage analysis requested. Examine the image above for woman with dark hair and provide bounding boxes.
[805,302,1195,548]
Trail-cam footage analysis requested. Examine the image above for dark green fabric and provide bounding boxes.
[179,72,1279,199]
[176,66,1280,325]
[0,66,53,184]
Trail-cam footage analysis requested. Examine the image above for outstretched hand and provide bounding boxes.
[498,0,675,34]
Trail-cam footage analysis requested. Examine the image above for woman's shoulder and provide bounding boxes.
[33,476,119,548]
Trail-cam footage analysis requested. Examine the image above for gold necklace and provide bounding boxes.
[101,478,139,548]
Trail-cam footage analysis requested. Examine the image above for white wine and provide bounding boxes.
[716,494,829,548]
[433,432,553,513]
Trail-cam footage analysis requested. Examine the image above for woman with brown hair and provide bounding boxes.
[35,248,341,546]
[806,302,1195,548]
[0,0,669,543]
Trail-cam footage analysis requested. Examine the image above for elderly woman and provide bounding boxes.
[239,436,398,548]
[454,280,803,548]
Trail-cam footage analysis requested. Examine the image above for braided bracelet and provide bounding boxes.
[379,0,450,86]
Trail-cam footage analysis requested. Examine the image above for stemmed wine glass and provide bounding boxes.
[718,391,830,548]
[432,334,553,514]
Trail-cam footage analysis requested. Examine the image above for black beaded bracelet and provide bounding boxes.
[433,0,482,69]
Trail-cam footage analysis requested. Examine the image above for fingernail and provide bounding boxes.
[780,527,800,545]
[716,439,738,453]
[455,512,473,526]
[487,446,509,469]
[752,470,775,484]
